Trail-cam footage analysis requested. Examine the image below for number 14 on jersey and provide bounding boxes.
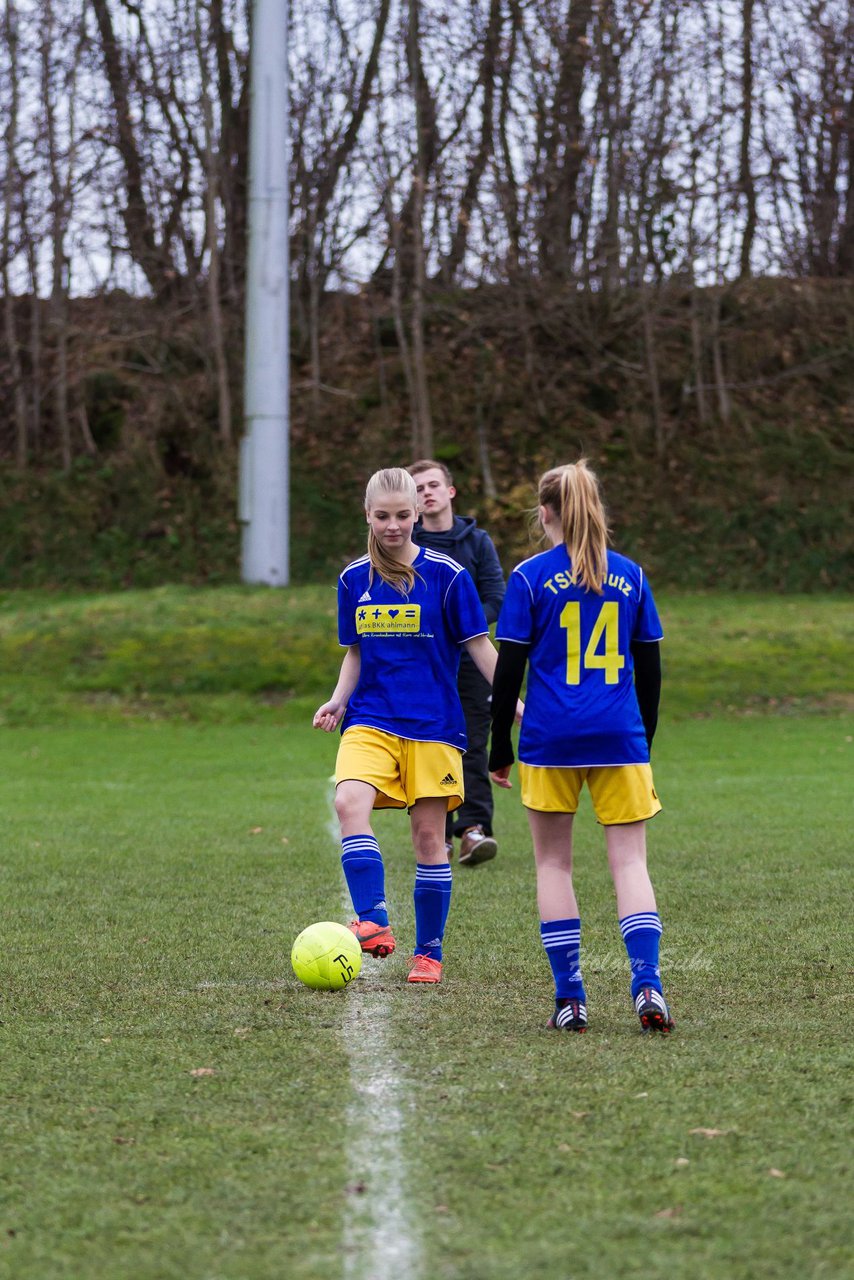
[560,601,625,685]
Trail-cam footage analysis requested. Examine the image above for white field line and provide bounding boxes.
[328,784,422,1280]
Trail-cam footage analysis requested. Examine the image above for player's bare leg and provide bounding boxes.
[527,809,578,920]
[605,821,656,917]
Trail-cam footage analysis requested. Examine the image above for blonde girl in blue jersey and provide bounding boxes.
[489,460,674,1033]
[313,467,501,984]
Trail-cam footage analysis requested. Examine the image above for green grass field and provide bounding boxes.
[0,588,851,1279]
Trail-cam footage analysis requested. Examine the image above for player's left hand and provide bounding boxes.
[490,765,513,789]
[514,699,525,726]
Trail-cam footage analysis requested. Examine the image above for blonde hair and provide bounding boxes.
[364,468,419,594]
[538,459,610,593]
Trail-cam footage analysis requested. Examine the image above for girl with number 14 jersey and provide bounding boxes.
[489,459,675,1035]
[500,545,662,768]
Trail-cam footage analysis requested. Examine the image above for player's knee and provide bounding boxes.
[410,821,444,860]
[334,785,366,827]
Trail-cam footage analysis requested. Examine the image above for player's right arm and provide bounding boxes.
[313,645,361,731]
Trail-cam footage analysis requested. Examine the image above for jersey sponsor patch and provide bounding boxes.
[355,603,421,634]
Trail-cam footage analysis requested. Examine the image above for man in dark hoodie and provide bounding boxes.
[409,460,506,866]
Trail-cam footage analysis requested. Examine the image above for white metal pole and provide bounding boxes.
[240,0,289,585]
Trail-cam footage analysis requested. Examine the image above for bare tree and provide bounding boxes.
[593,0,625,292]
[42,0,83,469]
[209,0,249,304]
[406,0,433,455]
[90,0,181,295]
[438,0,503,282]
[290,0,391,391]
[535,0,595,279]
[1,0,29,467]
[768,0,853,275]
[194,0,233,445]
[22,188,43,455]
[494,1,523,274]
[840,0,854,273]
[738,0,757,277]
[386,184,421,457]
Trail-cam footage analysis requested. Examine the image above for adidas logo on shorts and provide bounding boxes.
[439,773,457,786]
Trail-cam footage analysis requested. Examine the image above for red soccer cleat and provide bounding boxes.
[407,954,443,984]
[347,919,396,958]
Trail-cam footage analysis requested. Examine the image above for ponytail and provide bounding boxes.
[538,459,609,593]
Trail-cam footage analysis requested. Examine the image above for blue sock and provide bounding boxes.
[341,834,388,926]
[620,911,663,998]
[540,918,585,1001]
[413,863,452,960]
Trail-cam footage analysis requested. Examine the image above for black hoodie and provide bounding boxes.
[412,515,505,624]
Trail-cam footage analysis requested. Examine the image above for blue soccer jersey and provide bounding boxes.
[338,548,488,749]
[496,547,663,766]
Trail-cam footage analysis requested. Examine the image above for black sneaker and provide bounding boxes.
[547,998,588,1032]
[634,986,674,1033]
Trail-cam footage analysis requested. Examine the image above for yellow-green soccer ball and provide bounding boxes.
[291,921,362,991]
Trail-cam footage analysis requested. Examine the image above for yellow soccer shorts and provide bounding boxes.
[336,726,464,812]
[519,762,661,826]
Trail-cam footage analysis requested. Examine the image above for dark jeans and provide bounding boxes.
[448,655,494,839]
